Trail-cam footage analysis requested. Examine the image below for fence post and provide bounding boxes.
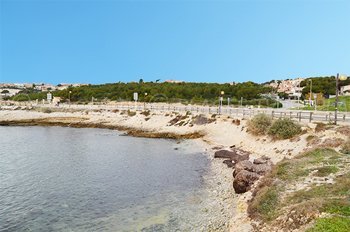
[343,114,346,121]
[289,112,292,119]
[309,112,313,122]
[272,111,274,119]
[299,112,301,122]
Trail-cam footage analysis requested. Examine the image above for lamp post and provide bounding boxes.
[69,91,72,107]
[219,91,224,114]
[309,79,312,107]
[335,73,348,125]
[144,92,148,110]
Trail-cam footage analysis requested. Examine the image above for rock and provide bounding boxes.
[234,158,273,176]
[214,149,249,163]
[254,163,272,175]
[233,170,260,193]
[233,160,255,177]
[214,150,235,159]
[223,160,235,168]
[253,155,270,164]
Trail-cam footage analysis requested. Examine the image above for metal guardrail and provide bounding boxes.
[1,101,350,123]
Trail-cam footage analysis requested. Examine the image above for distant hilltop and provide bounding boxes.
[0,83,87,92]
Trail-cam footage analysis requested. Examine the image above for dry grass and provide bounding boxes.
[247,113,272,135]
[248,148,348,231]
[340,138,350,154]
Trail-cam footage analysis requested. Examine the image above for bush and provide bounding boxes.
[268,118,301,139]
[127,110,136,117]
[247,113,272,135]
[340,138,350,154]
[140,110,150,117]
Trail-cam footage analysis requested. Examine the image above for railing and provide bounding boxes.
[1,101,350,123]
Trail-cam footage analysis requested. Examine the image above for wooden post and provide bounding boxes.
[299,112,302,122]
[272,111,274,119]
[309,112,313,122]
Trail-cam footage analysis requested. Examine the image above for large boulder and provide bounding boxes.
[233,160,255,177]
[214,150,235,159]
[233,170,260,194]
[214,149,249,163]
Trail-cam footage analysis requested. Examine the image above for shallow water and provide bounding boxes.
[0,126,214,231]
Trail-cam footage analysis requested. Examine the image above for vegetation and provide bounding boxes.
[127,110,136,117]
[301,96,350,112]
[248,148,350,231]
[248,115,302,139]
[306,217,350,232]
[9,81,282,106]
[247,113,272,135]
[300,76,350,97]
[340,138,350,154]
[268,118,302,139]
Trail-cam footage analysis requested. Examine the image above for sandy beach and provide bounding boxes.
[1,106,348,231]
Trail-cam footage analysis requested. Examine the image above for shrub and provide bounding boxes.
[247,113,272,135]
[268,118,301,139]
[140,110,150,117]
[340,138,350,154]
[127,110,136,117]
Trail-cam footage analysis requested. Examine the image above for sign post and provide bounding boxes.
[47,92,52,104]
[133,92,138,110]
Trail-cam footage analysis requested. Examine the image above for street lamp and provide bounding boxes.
[219,91,224,114]
[335,73,348,125]
[309,79,312,107]
[69,91,72,107]
[144,92,148,110]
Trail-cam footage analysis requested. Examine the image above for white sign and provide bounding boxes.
[133,92,138,101]
[47,93,52,101]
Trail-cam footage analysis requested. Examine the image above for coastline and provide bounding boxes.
[1,107,348,231]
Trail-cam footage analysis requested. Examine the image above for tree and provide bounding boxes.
[139,79,144,84]
[1,90,10,94]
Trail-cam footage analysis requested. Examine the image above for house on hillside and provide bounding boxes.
[340,85,350,96]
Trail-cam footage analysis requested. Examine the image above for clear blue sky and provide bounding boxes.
[1,0,349,84]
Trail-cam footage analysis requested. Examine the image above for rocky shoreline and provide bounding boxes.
[1,107,349,231]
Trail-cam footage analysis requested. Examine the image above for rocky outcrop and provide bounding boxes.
[232,158,273,193]
[232,170,260,193]
[214,149,250,163]
[214,149,273,194]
